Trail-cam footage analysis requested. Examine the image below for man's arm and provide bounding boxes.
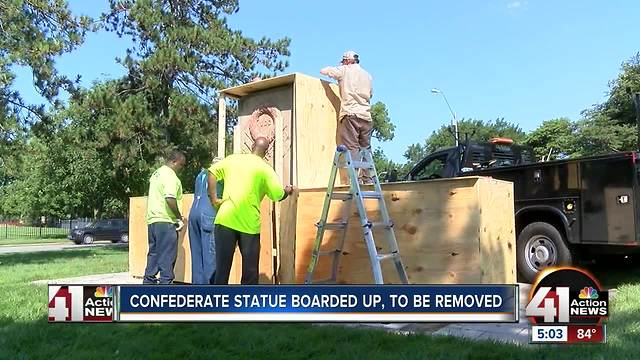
[165,198,182,221]
[264,168,293,202]
[161,175,183,223]
[207,171,224,207]
[207,160,226,207]
[320,65,344,81]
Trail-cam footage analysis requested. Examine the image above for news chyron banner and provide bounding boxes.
[49,285,518,323]
[525,267,609,344]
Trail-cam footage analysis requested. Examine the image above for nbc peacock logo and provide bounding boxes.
[94,286,113,298]
[578,287,599,300]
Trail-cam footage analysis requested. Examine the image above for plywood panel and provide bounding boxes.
[259,199,274,284]
[293,74,341,188]
[128,197,148,278]
[217,96,226,158]
[277,190,299,283]
[222,74,296,98]
[477,178,517,284]
[289,177,516,284]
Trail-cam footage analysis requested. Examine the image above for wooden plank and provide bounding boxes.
[292,75,298,187]
[293,73,342,188]
[273,94,284,283]
[128,197,148,278]
[477,178,517,283]
[232,125,241,155]
[217,95,226,158]
[221,74,296,98]
[258,199,274,283]
[292,177,516,284]
[277,190,299,283]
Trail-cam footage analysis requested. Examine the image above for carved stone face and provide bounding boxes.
[248,105,280,162]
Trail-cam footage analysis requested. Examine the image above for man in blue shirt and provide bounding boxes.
[188,156,223,284]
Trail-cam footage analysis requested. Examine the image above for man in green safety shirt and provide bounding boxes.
[143,150,186,284]
[207,137,294,284]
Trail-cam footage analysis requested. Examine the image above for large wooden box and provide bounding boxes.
[279,176,517,284]
[129,177,517,284]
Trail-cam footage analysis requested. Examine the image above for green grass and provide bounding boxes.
[0,237,69,246]
[0,248,638,359]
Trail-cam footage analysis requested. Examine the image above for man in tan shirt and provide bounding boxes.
[321,50,374,184]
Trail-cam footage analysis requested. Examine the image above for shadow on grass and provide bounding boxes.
[0,246,128,266]
[585,256,640,289]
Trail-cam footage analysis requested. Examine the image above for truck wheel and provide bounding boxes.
[517,222,572,283]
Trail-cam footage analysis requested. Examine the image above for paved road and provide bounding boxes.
[0,242,127,254]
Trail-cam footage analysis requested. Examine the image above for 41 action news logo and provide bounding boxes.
[48,285,114,322]
[525,267,609,324]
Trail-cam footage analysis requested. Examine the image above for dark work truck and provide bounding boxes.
[402,138,640,283]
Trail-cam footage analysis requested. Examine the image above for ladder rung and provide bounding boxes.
[377,252,400,261]
[331,192,353,201]
[360,191,383,199]
[318,249,341,256]
[317,222,348,230]
[368,222,393,229]
[349,161,374,169]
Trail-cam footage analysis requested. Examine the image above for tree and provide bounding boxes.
[2,1,292,218]
[525,117,577,160]
[403,143,429,166]
[0,0,93,127]
[423,118,526,154]
[570,53,640,156]
[583,53,640,128]
[103,0,289,107]
[0,1,94,217]
[100,0,291,176]
[371,101,395,142]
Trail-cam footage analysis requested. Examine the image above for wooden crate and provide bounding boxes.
[278,177,517,284]
[219,72,342,189]
[129,177,516,284]
[129,73,516,285]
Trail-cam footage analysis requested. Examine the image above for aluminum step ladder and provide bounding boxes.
[304,145,409,285]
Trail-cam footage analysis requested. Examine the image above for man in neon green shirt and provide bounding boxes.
[143,150,186,284]
[208,137,294,284]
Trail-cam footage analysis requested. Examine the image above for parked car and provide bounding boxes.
[68,219,129,244]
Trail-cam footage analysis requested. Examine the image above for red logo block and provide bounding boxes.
[48,285,114,323]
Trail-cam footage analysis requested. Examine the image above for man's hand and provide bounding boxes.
[213,198,225,207]
[320,67,332,76]
[284,185,295,195]
[176,218,185,231]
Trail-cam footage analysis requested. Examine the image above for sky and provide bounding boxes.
[13,0,640,162]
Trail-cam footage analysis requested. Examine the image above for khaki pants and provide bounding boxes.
[338,115,374,184]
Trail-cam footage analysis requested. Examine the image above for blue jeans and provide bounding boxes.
[143,223,178,284]
[188,212,216,284]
